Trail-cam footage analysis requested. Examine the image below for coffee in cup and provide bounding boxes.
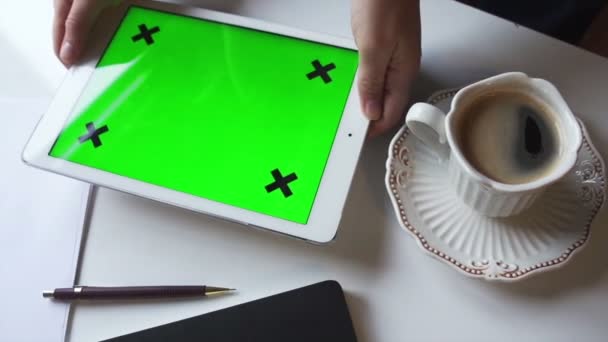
[405,72,582,217]
[456,91,562,185]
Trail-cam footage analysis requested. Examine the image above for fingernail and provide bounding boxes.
[365,100,382,120]
[60,41,75,65]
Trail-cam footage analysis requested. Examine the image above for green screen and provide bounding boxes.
[49,6,358,224]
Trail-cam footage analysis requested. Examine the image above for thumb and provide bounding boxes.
[357,47,391,121]
[60,0,102,66]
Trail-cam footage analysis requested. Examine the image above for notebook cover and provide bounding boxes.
[103,280,358,342]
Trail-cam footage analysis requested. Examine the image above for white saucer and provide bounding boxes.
[386,89,607,281]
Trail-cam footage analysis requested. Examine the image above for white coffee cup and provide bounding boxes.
[405,72,582,217]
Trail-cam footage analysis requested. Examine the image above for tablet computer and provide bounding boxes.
[23,0,367,243]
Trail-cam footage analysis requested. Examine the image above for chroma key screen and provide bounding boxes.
[49,6,359,224]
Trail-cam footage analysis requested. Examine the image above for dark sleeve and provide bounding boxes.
[466,0,607,44]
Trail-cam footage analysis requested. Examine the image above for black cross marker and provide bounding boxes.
[78,122,109,148]
[131,24,160,45]
[306,59,336,84]
[265,169,298,198]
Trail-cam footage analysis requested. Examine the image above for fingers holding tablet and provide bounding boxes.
[53,0,122,66]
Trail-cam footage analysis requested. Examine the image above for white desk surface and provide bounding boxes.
[2,0,607,341]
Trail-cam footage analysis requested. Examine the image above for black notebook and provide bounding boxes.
[103,280,358,342]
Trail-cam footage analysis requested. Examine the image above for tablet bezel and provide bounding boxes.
[23,0,368,243]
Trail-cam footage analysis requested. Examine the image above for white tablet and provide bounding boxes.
[23,0,368,243]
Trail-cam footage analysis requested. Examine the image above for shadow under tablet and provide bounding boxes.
[102,281,358,342]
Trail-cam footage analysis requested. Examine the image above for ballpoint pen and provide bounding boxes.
[42,285,235,301]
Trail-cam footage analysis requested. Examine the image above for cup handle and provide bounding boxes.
[405,103,449,159]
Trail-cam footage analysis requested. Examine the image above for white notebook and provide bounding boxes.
[0,99,91,342]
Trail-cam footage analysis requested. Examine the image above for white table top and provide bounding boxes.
[3,0,608,341]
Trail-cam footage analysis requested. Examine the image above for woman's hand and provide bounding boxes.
[53,0,121,66]
[351,0,421,136]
